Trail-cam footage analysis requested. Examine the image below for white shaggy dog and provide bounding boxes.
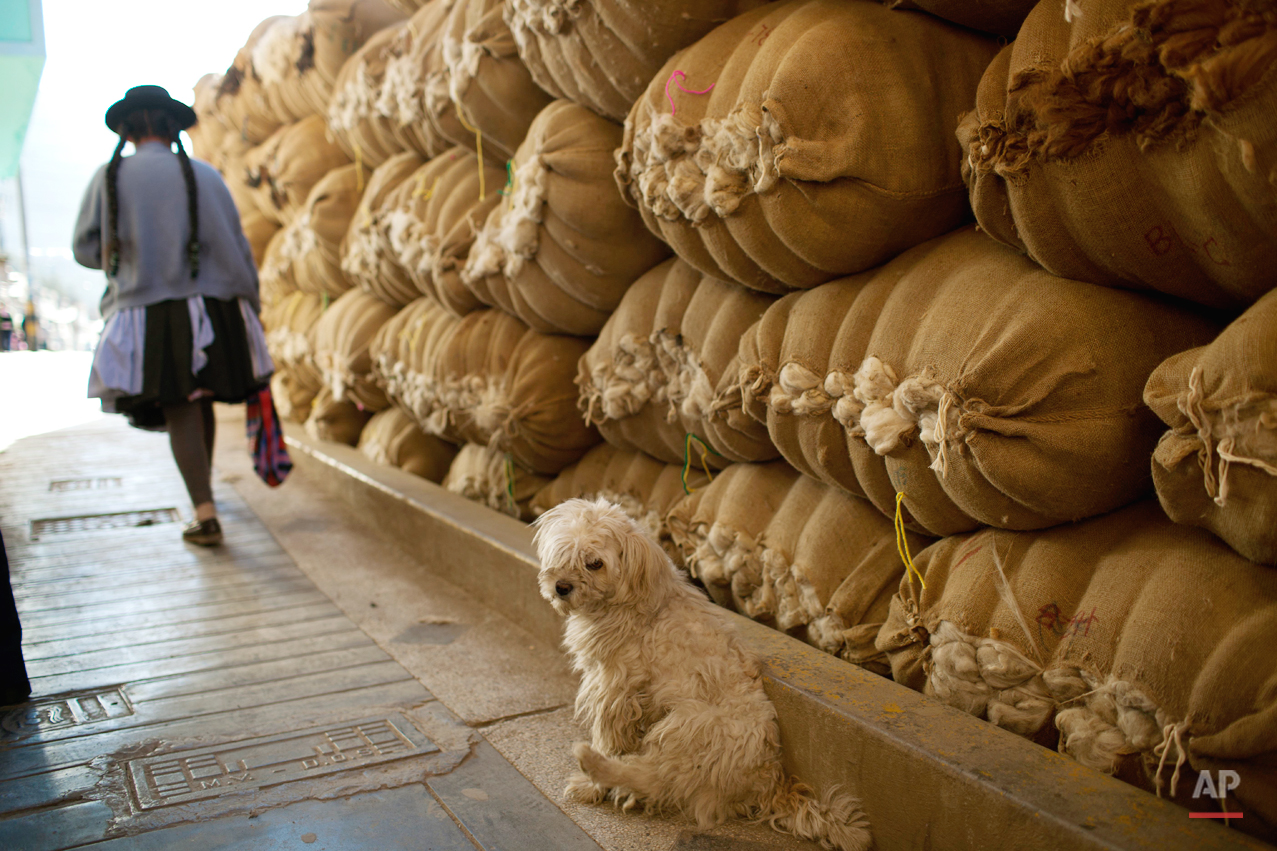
[533,497,872,851]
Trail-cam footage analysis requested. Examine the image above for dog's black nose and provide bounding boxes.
[555,581,573,598]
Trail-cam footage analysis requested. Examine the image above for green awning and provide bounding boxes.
[0,0,44,180]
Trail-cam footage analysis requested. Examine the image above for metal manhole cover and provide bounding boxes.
[30,509,180,539]
[0,688,133,743]
[49,477,123,492]
[126,715,438,809]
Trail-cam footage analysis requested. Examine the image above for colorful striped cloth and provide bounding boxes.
[246,387,292,487]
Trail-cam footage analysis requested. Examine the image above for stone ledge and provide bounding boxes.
[284,426,1260,851]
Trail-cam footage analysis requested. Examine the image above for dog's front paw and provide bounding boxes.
[572,741,605,773]
[565,770,608,804]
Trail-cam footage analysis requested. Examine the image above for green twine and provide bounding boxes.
[681,433,722,494]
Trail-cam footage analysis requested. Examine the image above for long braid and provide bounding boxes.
[104,133,128,277]
[169,114,200,278]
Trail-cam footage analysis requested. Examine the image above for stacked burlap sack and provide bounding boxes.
[615,0,999,293]
[327,22,415,168]
[263,292,326,391]
[443,442,552,519]
[274,163,371,300]
[959,0,1277,310]
[1145,288,1277,565]
[577,257,778,467]
[342,151,427,307]
[432,0,554,163]
[216,16,290,145]
[312,290,399,410]
[733,228,1221,537]
[189,74,229,163]
[382,0,473,159]
[382,148,506,315]
[358,406,459,481]
[259,230,300,307]
[505,0,770,122]
[530,443,708,565]
[370,298,599,473]
[883,0,1037,38]
[306,386,374,444]
[875,500,1277,834]
[249,14,318,123]
[667,461,933,673]
[462,99,670,335]
[247,116,353,227]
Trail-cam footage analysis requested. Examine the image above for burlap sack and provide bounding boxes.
[358,405,459,481]
[251,15,319,124]
[218,135,262,221]
[666,461,930,672]
[437,309,600,473]
[371,298,454,433]
[259,229,300,308]
[578,257,778,466]
[251,116,353,226]
[189,74,229,164]
[303,0,407,115]
[443,442,553,519]
[876,500,1277,833]
[530,443,708,565]
[272,368,321,424]
[341,151,427,307]
[462,99,670,336]
[884,0,1037,38]
[434,0,555,164]
[328,23,415,169]
[386,0,431,12]
[505,0,770,123]
[216,17,289,144]
[264,292,325,392]
[1145,289,1277,565]
[240,209,279,269]
[380,0,460,159]
[312,289,398,410]
[616,0,998,294]
[959,0,1277,311]
[384,148,506,316]
[737,227,1221,537]
[288,163,371,299]
[306,385,375,444]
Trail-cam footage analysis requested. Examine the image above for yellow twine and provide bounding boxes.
[895,492,926,589]
[453,105,485,201]
[352,142,365,192]
[413,173,440,201]
[681,433,719,494]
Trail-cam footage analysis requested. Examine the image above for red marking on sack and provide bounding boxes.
[952,543,983,572]
[664,70,716,116]
[752,23,773,46]
[1065,606,1099,638]
[1144,224,1232,266]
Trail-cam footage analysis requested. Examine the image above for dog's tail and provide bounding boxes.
[757,776,872,851]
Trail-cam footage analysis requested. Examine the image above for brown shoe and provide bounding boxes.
[182,517,223,547]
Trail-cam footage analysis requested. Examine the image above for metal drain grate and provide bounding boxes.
[31,509,180,539]
[49,477,123,492]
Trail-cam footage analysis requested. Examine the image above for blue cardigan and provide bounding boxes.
[72,141,261,319]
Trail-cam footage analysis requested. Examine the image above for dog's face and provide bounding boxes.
[532,497,673,616]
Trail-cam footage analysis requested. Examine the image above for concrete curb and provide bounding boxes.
[284,427,1261,851]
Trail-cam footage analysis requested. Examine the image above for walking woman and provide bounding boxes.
[73,85,271,547]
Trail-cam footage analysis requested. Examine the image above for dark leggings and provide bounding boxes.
[162,398,216,507]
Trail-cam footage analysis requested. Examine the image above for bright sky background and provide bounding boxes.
[9,0,298,309]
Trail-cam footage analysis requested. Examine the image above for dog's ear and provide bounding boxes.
[611,511,677,608]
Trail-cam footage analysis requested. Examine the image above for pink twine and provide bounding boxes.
[664,70,715,115]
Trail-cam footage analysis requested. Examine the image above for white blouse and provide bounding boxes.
[88,296,272,412]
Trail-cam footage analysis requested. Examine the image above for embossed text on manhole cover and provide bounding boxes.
[30,508,180,539]
[1,688,133,742]
[49,477,123,492]
[126,715,437,809]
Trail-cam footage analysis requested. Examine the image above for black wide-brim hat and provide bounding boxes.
[104,85,197,134]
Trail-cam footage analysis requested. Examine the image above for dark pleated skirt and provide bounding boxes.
[114,297,267,431]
